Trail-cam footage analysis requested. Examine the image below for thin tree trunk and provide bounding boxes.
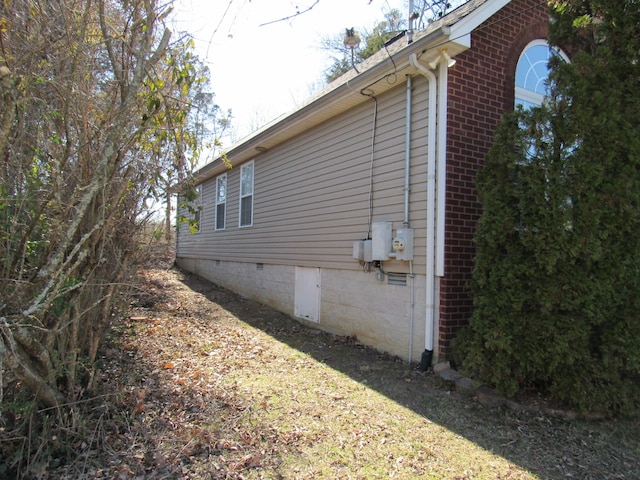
[165,188,172,242]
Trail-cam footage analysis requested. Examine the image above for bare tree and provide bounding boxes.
[140,43,232,241]
[321,1,468,83]
[322,9,404,83]
[412,0,466,29]
[0,0,196,408]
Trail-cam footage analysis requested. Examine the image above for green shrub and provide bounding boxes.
[456,0,640,416]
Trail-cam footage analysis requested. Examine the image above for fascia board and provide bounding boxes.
[194,0,503,184]
[195,27,452,184]
[448,0,511,47]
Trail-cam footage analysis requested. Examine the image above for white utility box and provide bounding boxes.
[352,240,364,261]
[371,222,392,261]
[363,239,373,262]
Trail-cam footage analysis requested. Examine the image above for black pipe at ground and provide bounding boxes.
[419,349,433,372]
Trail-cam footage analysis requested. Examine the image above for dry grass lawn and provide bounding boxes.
[4,246,638,479]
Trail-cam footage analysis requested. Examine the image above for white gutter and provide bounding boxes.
[194,26,456,185]
[436,61,448,278]
[409,53,437,368]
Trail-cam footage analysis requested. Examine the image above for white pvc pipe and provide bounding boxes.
[404,75,412,226]
[436,60,448,278]
[409,54,437,354]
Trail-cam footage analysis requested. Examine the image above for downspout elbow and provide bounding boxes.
[409,53,436,82]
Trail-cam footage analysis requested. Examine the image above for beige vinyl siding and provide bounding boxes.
[177,75,431,275]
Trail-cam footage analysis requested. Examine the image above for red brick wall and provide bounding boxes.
[439,0,549,359]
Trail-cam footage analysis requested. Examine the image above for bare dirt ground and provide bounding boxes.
[5,244,639,479]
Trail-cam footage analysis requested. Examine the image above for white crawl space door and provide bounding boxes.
[294,267,320,323]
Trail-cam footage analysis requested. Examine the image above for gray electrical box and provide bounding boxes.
[392,227,414,261]
[352,240,364,260]
[371,222,392,261]
[353,239,374,262]
[363,239,373,262]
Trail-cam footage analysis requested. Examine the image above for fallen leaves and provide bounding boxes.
[24,246,638,480]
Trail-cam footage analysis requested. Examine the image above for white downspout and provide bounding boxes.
[409,54,437,369]
[404,75,416,364]
[436,59,448,279]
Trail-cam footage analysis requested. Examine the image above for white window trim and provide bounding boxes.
[193,185,202,233]
[515,39,569,108]
[215,173,226,231]
[239,160,254,228]
[515,88,545,107]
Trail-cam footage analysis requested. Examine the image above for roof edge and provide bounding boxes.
[194,0,508,184]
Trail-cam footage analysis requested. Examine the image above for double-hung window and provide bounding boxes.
[192,185,202,233]
[239,161,254,227]
[215,173,226,230]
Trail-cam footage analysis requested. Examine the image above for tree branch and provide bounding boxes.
[259,0,320,27]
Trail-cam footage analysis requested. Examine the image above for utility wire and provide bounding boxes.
[358,0,544,94]
[259,0,320,27]
[206,0,236,58]
[226,0,249,38]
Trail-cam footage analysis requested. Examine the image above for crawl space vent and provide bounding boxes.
[387,273,407,286]
[256,263,264,271]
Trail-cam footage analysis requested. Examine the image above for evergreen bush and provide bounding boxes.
[455,0,640,416]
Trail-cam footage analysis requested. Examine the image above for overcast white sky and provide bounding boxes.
[170,0,407,141]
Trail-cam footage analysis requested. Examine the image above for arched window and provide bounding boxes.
[513,40,574,227]
[515,40,567,109]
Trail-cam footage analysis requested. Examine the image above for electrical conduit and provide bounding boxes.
[404,75,416,364]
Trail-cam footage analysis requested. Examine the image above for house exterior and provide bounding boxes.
[176,0,551,365]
